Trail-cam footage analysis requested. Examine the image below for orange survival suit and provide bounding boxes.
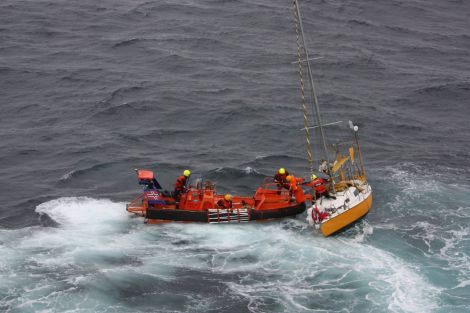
[174,175,188,200]
[217,198,233,209]
[304,177,334,199]
[274,170,290,191]
[287,175,306,204]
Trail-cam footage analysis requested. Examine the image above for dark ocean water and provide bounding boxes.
[1,0,469,312]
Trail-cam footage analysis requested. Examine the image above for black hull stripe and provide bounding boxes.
[146,202,306,222]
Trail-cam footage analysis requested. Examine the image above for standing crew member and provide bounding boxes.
[306,174,336,200]
[217,194,233,209]
[274,168,290,193]
[174,169,191,201]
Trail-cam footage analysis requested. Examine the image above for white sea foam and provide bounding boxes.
[59,169,76,181]
[168,221,440,312]
[373,164,470,303]
[35,197,126,226]
[0,197,445,312]
[243,166,259,174]
[351,220,374,243]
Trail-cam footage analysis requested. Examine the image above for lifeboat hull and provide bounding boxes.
[145,202,306,223]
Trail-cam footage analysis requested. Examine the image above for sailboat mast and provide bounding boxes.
[354,130,366,178]
[293,0,331,171]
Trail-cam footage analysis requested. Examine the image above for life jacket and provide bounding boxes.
[294,187,305,203]
[175,175,187,191]
[286,175,306,203]
[311,178,327,194]
[274,171,289,184]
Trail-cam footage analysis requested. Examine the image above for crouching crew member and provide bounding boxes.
[274,167,290,193]
[306,174,336,200]
[174,169,191,201]
[286,175,306,204]
[217,194,233,209]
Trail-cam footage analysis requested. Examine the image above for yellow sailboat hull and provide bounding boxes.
[320,193,373,237]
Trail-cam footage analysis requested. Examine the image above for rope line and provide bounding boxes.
[293,0,314,173]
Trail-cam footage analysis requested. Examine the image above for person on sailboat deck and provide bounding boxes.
[305,174,336,200]
[274,168,290,192]
[174,169,191,201]
[217,194,233,209]
[319,159,333,176]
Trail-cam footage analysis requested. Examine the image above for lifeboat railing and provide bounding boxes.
[255,194,266,210]
[207,208,250,223]
[259,178,291,194]
[260,177,278,187]
[126,193,146,216]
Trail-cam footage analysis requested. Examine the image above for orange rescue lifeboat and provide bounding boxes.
[126,170,308,223]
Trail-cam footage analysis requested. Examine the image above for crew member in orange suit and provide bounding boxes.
[305,174,336,199]
[217,194,233,209]
[286,175,306,203]
[274,167,290,193]
[174,169,191,200]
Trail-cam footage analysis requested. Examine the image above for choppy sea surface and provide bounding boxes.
[1,0,469,312]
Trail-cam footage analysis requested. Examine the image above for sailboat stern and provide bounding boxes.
[320,192,372,236]
[308,183,372,236]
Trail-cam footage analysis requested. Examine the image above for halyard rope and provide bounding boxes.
[293,0,314,172]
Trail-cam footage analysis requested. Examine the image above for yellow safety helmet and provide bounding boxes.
[286,175,293,182]
[224,194,232,201]
[279,168,286,175]
[183,169,191,177]
[311,174,317,180]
